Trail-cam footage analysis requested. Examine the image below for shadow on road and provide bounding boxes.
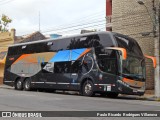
[35,89,141,101]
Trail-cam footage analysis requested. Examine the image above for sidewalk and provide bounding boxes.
[0,84,14,89]
[0,84,159,101]
[119,94,159,101]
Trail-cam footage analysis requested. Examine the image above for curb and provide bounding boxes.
[115,94,160,102]
[0,85,14,89]
[142,96,160,101]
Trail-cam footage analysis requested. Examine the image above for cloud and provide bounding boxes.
[0,0,105,35]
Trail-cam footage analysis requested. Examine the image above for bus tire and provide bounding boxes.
[106,92,119,98]
[23,78,32,91]
[82,80,94,97]
[15,79,23,90]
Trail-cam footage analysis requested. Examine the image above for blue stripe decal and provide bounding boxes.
[49,48,86,62]
[71,48,86,61]
[49,50,70,62]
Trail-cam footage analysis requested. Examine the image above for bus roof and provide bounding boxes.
[10,31,114,47]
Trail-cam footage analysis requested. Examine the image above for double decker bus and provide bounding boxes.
[3,31,156,98]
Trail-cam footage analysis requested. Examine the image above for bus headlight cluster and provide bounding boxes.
[118,80,129,87]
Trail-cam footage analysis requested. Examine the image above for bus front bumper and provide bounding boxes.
[117,80,145,96]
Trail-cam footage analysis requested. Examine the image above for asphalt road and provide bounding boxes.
[0,88,160,120]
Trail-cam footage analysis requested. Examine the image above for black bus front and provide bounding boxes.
[94,33,147,96]
[114,34,146,95]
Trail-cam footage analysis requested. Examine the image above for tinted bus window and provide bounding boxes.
[54,61,71,73]
[114,35,143,57]
[95,47,118,75]
[99,34,114,47]
[67,35,101,49]
[71,60,82,73]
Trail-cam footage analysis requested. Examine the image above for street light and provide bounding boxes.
[137,0,160,99]
[137,0,156,37]
[137,0,144,5]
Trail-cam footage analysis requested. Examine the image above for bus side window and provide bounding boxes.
[54,62,71,73]
[71,60,81,73]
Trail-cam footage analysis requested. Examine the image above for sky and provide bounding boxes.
[0,0,106,36]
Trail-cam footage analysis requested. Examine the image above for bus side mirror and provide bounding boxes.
[144,55,156,68]
[105,47,127,60]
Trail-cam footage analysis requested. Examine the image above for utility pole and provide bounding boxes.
[39,11,41,32]
[137,0,160,99]
[154,0,160,99]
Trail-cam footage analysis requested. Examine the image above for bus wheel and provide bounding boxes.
[15,79,23,90]
[23,78,31,91]
[82,80,94,97]
[106,92,119,98]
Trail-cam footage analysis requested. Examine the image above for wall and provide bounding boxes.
[112,0,159,90]
[0,29,15,84]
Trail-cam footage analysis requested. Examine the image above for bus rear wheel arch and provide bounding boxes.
[82,79,95,97]
[15,78,23,90]
[23,78,32,91]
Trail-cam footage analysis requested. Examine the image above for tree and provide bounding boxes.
[0,14,12,32]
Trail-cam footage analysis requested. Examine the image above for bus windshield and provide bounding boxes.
[122,55,145,81]
[114,33,145,81]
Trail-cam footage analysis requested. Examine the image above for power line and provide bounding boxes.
[51,23,106,34]
[18,11,105,35]
[40,10,147,32]
[40,12,105,32]
[39,12,149,34]
[41,16,151,34]
[42,20,151,34]
[19,10,152,36]
[50,21,152,35]
[42,20,106,33]
[0,0,15,5]
[19,18,106,35]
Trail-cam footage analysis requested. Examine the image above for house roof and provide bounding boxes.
[15,31,46,43]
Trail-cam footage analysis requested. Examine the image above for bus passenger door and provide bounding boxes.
[98,59,119,92]
[95,48,119,93]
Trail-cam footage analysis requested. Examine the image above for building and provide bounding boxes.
[106,0,112,31]
[0,29,15,84]
[106,0,159,90]
[15,31,46,43]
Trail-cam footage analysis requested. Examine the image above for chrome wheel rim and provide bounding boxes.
[84,83,92,94]
[25,81,30,89]
[17,80,22,89]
